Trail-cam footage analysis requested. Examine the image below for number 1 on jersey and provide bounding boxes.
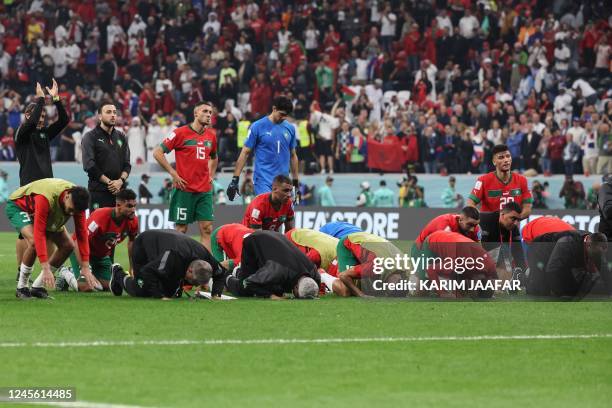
[277,140,280,154]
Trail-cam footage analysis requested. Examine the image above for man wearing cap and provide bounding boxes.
[317,176,336,206]
[356,181,373,207]
[225,230,321,299]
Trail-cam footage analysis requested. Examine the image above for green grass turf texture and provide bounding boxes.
[0,232,611,408]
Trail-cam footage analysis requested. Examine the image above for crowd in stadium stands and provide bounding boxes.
[0,0,610,179]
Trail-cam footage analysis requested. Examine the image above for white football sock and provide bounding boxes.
[320,272,338,292]
[17,264,33,289]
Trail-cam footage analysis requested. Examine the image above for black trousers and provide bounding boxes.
[89,190,116,211]
[122,276,151,298]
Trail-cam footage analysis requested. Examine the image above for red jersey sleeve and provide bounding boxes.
[128,218,139,241]
[520,176,533,204]
[468,176,485,205]
[160,129,179,153]
[32,195,50,262]
[74,210,90,262]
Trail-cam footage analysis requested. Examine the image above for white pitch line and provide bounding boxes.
[1,400,157,408]
[1,333,611,349]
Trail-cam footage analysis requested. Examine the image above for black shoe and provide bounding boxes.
[16,268,19,283]
[16,287,32,299]
[110,264,126,296]
[30,287,50,299]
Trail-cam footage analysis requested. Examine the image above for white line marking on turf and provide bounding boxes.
[11,401,157,408]
[1,334,611,349]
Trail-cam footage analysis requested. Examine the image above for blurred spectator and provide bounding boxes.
[158,178,172,205]
[127,117,146,165]
[563,132,581,175]
[0,170,8,202]
[139,174,153,204]
[559,175,586,209]
[440,176,463,209]
[356,181,372,207]
[240,169,255,205]
[531,180,549,209]
[373,180,395,207]
[0,128,15,161]
[309,102,340,174]
[587,182,601,210]
[317,176,336,206]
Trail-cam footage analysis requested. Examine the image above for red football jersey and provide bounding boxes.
[415,213,481,247]
[160,125,217,193]
[468,172,533,212]
[242,193,295,231]
[215,223,254,265]
[78,207,139,258]
[521,217,575,243]
[425,231,496,279]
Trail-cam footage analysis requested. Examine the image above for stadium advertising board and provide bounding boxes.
[0,204,600,239]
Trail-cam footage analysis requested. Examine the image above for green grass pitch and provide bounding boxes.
[0,232,611,407]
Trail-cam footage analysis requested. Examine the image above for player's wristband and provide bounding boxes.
[292,179,299,188]
[52,96,60,102]
[231,176,240,184]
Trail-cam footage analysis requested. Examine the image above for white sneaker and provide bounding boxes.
[59,267,79,291]
[320,169,326,174]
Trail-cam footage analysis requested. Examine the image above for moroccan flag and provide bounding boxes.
[341,85,356,102]
[367,139,405,172]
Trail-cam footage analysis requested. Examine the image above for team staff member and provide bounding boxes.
[227,95,300,200]
[415,206,481,248]
[15,79,68,185]
[479,202,527,273]
[242,175,295,232]
[110,229,226,299]
[61,189,139,292]
[225,230,320,299]
[526,231,610,299]
[211,223,254,271]
[82,103,131,210]
[153,101,217,251]
[285,228,339,294]
[467,144,533,219]
[14,79,68,280]
[5,178,98,299]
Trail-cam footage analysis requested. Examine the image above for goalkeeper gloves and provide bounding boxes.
[227,176,240,201]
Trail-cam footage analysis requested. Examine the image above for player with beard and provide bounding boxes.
[57,189,139,292]
[82,103,131,211]
[153,101,218,250]
[467,144,533,219]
